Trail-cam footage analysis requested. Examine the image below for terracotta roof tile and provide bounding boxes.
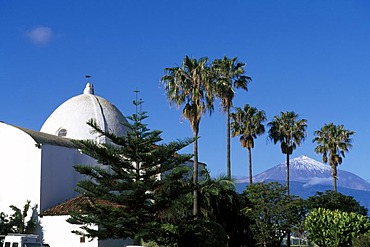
[40,195,122,216]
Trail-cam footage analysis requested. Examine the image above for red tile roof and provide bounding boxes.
[40,195,122,216]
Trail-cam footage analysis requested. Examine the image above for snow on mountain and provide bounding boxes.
[249,155,370,191]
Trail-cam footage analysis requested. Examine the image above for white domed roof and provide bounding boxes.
[40,83,129,142]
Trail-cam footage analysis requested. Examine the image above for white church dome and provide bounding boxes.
[40,83,129,142]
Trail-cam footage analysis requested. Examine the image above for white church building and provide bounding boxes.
[0,83,133,246]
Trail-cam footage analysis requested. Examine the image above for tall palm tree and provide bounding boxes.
[212,56,251,178]
[161,56,214,218]
[267,111,307,195]
[313,123,355,192]
[231,104,266,184]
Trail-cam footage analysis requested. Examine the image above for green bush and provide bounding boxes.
[352,233,370,247]
[305,208,370,247]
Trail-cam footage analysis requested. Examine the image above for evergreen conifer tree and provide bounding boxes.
[67,100,194,245]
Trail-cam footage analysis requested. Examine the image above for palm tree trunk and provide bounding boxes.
[332,164,337,192]
[226,107,231,178]
[286,153,290,195]
[193,127,199,218]
[286,152,291,247]
[248,147,253,184]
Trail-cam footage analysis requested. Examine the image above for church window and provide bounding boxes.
[57,128,67,137]
[80,235,85,243]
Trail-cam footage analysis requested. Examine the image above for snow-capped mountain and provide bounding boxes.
[251,155,370,191]
[235,155,370,210]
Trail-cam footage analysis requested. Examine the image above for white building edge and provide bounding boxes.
[0,83,132,247]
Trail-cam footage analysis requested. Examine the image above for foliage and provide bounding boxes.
[231,104,266,184]
[0,200,37,235]
[352,233,370,247]
[241,182,306,247]
[8,200,37,234]
[267,111,307,156]
[267,111,307,194]
[197,171,248,246]
[313,123,355,192]
[155,169,250,246]
[67,102,194,245]
[145,178,244,247]
[161,56,214,217]
[212,56,251,113]
[177,219,228,247]
[305,208,370,247]
[212,56,251,178]
[0,212,11,235]
[198,171,237,220]
[306,190,368,216]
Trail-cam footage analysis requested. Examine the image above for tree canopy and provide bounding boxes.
[306,190,368,216]
[231,104,266,184]
[161,56,214,218]
[212,56,251,178]
[241,182,306,247]
[313,123,355,192]
[67,101,194,245]
[0,200,37,235]
[268,111,307,195]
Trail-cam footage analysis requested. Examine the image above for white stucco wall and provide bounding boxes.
[41,215,98,247]
[0,123,42,215]
[41,215,131,247]
[40,145,95,211]
[0,123,98,214]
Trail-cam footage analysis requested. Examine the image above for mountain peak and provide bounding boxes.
[285,155,330,173]
[251,155,370,191]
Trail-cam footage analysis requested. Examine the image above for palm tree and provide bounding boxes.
[231,104,266,184]
[161,56,214,218]
[197,169,241,246]
[212,56,251,178]
[267,111,307,195]
[313,123,355,192]
[198,170,238,220]
[9,200,36,234]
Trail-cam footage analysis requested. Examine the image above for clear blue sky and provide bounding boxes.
[2,1,370,182]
